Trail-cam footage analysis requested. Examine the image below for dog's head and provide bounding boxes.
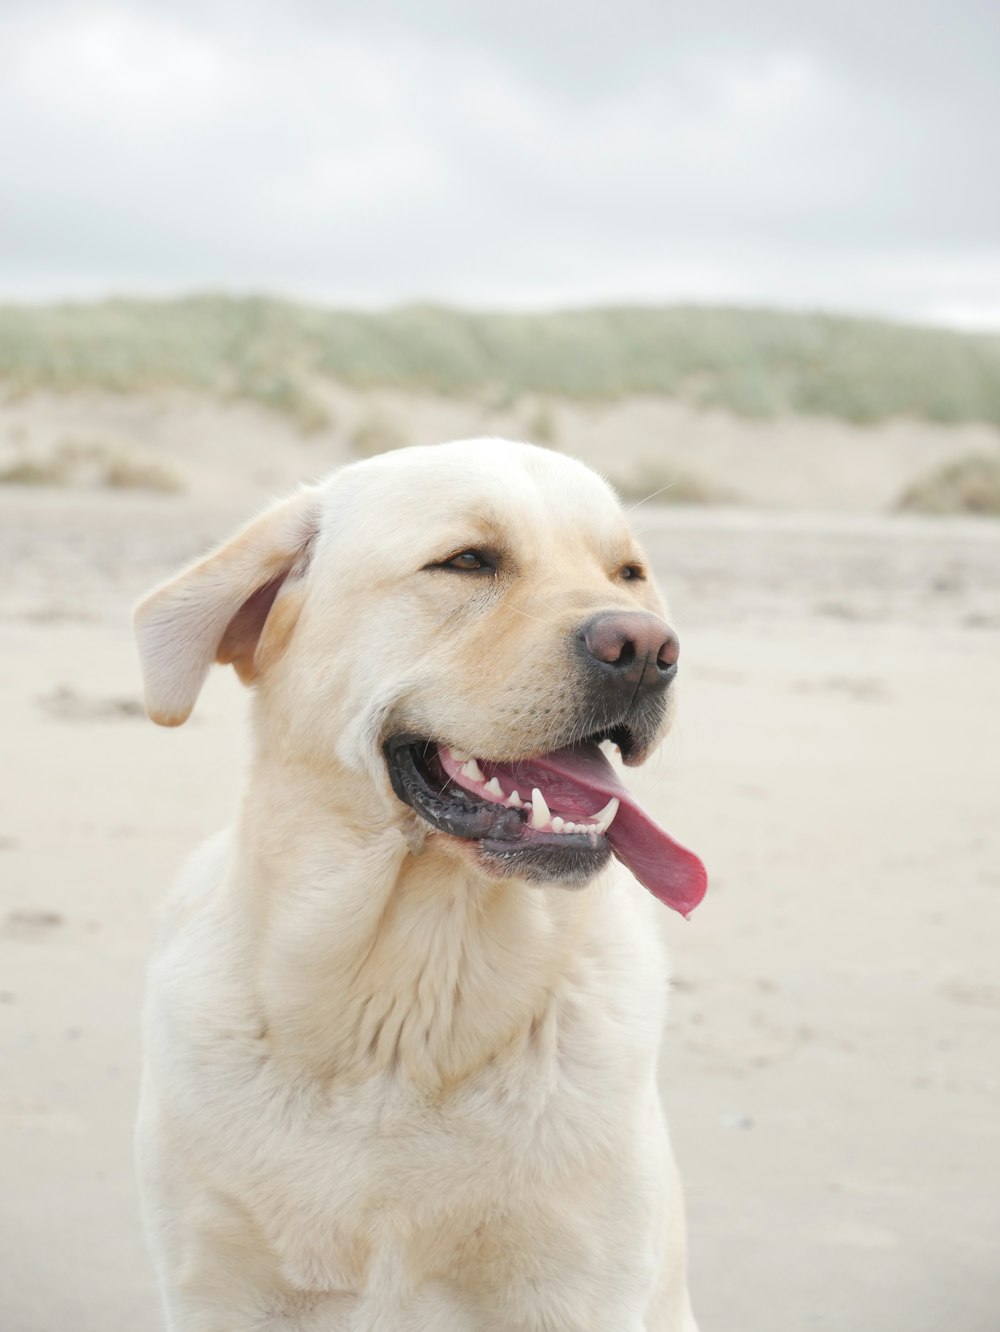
[135,440,705,915]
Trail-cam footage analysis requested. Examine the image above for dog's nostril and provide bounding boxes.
[657,633,680,670]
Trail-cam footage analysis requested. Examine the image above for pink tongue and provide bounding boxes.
[516,743,707,918]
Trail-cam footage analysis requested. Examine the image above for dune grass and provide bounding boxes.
[0,438,184,492]
[1,296,1000,428]
[897,454,1000,515]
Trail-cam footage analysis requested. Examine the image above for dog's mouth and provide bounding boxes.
[384,733,707,917]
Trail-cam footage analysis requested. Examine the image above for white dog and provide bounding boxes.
[134,439,706,1331]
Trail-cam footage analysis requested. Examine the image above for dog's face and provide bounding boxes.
[135,440,705,913]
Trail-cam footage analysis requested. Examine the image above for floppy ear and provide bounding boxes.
[134,487,320,726]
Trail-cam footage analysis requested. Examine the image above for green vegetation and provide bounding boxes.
[897,454,1000,515]
[525,400,559,445]
[349,411,409,458]
[0,438,183,492]
[1,295,1000,427]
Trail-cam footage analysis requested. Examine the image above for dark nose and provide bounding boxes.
[578,611,679,695]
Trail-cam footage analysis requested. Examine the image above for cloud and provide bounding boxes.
[0,0,997,325]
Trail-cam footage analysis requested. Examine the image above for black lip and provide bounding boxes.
[383,734,614,884]
[478,839,611,885]
[384,735,524,842]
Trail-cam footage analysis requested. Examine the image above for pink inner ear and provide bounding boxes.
[216,574,289,678]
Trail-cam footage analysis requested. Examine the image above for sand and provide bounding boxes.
[1,425,999,1331]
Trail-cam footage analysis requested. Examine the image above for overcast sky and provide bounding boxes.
[1,0,998,326]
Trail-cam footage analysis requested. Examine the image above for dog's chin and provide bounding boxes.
[474,839,611,887]
[382,734,626,888]
[430,822,611,888]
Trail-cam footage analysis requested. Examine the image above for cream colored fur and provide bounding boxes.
[134,439,700,1331]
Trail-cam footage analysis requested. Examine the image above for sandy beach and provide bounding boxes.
[1,440,999,1330]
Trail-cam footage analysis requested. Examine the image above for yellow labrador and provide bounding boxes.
[134,439,706,1332]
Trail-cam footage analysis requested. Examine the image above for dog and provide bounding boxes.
[133,438,706,1331]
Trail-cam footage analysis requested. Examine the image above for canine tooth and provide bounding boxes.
[551,816,565,834]
[506,790,522,808]
[449,747,470,762]
[461,759,485,782]
[484,777,504,799]
[530,787,551,830]
[594,797,620,833]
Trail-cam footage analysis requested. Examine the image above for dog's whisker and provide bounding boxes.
[625,482,678,514]
[501,599,551,625]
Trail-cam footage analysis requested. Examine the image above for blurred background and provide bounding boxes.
[1,2,998,1330]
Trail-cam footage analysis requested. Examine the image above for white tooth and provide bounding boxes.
[449,747,470,762]
[506,790,522,808]
[530,787,551,830]
[594,797,620,833]
[551,816,565,833]
[484,777,504,799]
[563,821,578,833]
[461,759,485,782]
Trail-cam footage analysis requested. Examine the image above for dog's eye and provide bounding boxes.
[619,564,646,581]
[448,551,484,570]
[423,547,500,575]
[439,550,494,573]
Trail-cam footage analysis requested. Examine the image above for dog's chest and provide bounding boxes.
[248,1008,657,1299]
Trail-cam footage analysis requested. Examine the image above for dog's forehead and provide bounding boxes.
[319,440,632,554]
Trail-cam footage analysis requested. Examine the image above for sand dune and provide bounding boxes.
[3,385,1000,515]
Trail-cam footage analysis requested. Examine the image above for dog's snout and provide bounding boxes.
[579,612,679,694]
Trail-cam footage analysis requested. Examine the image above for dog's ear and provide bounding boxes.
[134,487,320,726]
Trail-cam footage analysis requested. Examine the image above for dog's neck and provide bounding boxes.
[230,750,597,1090]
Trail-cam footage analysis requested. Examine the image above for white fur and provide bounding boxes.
[134,440,700,1331]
